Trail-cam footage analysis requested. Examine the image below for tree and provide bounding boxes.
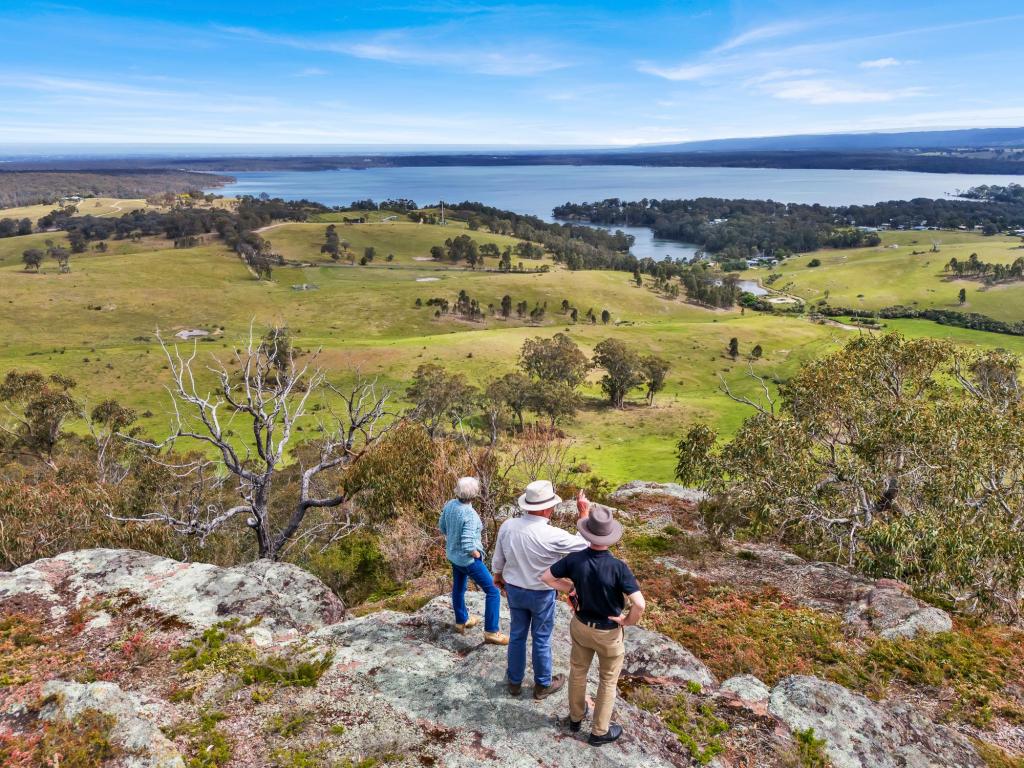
[499,248,512,272]
[701,333,1024,619]
[601,309,611,325]
[501,294,513,318]
[959,288,967,305]
[321,224,340,261]
[728,337,740,361]
[0,371,79,469]
[430,245,445,261]
[641,355,670,406]
[633,269,643,287]
[22,248,44,272]
[519,333,590,390]
[17,218,32,236]
[445,234,479,267]
[406,363,477,437]
[364,246,376,262]
[526,380,581,427]
[592,338,646,408]
[749,344,763,360]
[341,239,352,264]
[49,246,71,273]
[120,328,393,560]
[674,423,718,488]
[486,372,532,432]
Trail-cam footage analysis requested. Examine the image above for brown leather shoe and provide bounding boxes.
[508,681,522,697]
[484,632,509,646]
[454,615,481,634]
[533,674,566,700]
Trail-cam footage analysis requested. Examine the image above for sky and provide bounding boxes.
[1,0,1022,147]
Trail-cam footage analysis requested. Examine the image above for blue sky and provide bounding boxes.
[1,0,1022,146]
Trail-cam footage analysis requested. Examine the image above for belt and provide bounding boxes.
[575,616,620,631]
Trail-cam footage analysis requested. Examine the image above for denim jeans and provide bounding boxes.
[451,557,501,633]
[505,583,556,687]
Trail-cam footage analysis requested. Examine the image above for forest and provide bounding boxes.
[0,170,233,207]
[554,190,1024,258]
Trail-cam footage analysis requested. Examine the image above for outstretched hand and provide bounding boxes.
[576,489,591,518]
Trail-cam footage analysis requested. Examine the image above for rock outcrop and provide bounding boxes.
[768,676,985,768]
[608,481,707,505]
[658,541,953,640]
[0,548,344,636]
[39,681,185,768]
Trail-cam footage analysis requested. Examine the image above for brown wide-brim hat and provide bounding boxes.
[577,503,623,546]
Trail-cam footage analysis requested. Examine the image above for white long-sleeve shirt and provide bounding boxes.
[492,513,588,590]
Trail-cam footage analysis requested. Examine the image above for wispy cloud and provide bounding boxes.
[860,57,902,69]
[712,20,815,53]
[759,78,924,105]
[635,59,741,82]
[217,25,570,76]
[295,67,329,77]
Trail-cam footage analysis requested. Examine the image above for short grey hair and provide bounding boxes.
[455,476,481,501]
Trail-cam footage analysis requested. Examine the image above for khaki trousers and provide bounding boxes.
[568,616,625,736]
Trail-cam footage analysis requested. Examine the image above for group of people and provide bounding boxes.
[438,478,646,746]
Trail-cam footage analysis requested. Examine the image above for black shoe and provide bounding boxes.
[569,703,590,732]
[588,723,623,746]
[533,674,566,701]
[508,681,522,697]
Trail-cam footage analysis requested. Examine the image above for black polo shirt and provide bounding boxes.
[550,548,639,630]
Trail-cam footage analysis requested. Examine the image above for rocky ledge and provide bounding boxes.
[0,481,1011,767]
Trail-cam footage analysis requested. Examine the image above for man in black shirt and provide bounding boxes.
[541,496,645,746]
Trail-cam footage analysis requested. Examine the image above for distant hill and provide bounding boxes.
[628,127,1024,153]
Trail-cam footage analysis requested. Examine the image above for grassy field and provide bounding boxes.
[746,229,1024,322]
[3,210,1022,483]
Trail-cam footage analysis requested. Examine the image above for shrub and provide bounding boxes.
[171,619,259,672]
[241,648,335,688]
[165,709,231,768]
[793,728,831,767]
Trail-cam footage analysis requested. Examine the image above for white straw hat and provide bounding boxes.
[517,480,562,512]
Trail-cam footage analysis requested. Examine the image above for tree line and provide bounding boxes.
[946,253,1024,284]
[406,332,670,443]
[0,170,233,208]
[554,194,1024,258]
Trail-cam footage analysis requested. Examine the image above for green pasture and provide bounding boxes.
[748,230,1024,322]
[3,213,1022,482]
[266,221,536,268]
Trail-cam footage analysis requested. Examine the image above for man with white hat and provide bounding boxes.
[541,503,645,746]
[492,480,590,699]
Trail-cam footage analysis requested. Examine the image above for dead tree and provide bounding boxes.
[117,327,393,560]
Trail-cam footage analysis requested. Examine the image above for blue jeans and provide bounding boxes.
[505,583,556,687]
[451,558,501,633]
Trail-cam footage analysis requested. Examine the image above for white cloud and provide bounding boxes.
[860,57,902,69]
[759,78,924,105]
[295,67,329,77]
[217,25,570,77]
[713,20,814,52]
[635,59,741,82]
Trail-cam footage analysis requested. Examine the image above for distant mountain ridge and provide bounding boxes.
[628,127,1024,153]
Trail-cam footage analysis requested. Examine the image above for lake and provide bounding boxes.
[212,165,1023,262]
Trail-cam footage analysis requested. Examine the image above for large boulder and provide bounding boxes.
[608,481,707,505]
[768,675,984,768]
[843,580,953,639]
[0,548,344,636]
[310,592,711,767]
[39,680,184,768]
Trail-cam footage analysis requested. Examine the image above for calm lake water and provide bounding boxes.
[213,165,1023,262]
